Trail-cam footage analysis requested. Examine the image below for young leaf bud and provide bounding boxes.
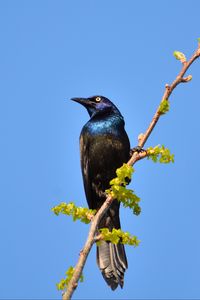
[173,51,186,63]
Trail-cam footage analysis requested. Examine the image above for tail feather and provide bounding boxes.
[97,240,127,290]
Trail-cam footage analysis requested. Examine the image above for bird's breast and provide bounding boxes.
[83,115,124,137]
[80,116,130,171]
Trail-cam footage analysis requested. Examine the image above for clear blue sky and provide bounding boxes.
[0,1,200,299]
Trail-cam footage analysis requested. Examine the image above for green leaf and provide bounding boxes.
[158,99,170,115]
[52,202,96,224]
[147,145,174,164]
[56,266,84,291]
[173,51,186,62]
[99,228,140,247]
[106,164,141,215]
[197,38,200,43]
[116,163,133,181]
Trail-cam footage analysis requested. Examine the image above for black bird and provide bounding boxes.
[71,95,130,290]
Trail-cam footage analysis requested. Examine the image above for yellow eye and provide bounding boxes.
[96,96,101,102]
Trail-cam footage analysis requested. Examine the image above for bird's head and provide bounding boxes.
[71,95,121,118]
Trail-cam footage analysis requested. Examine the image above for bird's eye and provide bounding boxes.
[95,97,101,102]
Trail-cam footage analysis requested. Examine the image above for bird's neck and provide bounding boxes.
[85,112,124,135]
[92,111,123,124]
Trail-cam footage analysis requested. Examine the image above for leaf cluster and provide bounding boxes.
[106,164,141,215]
[147,145,174,163]
[158,99,170,115]
[52,202,96,224]
[57,266,84,291]
[99,228,140,246]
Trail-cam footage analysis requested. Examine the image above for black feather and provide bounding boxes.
[72,96,130,289]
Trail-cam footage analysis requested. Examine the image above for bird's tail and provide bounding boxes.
[96,240,127,290]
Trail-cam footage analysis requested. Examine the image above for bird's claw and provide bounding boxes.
[130,146,145,157]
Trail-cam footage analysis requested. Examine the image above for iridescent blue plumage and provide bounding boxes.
[71,95,130,290]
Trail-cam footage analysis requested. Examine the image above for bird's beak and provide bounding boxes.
[71,97,94,107]
[71,97,87,104]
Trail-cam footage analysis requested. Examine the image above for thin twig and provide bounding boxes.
[63,43,200,300]
[62,195,113,300]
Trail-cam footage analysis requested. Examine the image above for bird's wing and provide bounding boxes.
[80,133,94,209]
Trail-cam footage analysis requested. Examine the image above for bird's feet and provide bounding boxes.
[129,146,146,158]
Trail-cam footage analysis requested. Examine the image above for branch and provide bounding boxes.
[128,42,200,166]
[62,195,113,300]
[62,42,200,300]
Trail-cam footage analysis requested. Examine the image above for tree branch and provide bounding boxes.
[62,42,200,300]
[62,195,113,300]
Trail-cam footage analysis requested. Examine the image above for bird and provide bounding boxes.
[71,95,130,290]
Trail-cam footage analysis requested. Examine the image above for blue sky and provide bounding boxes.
[0,1,200,299]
